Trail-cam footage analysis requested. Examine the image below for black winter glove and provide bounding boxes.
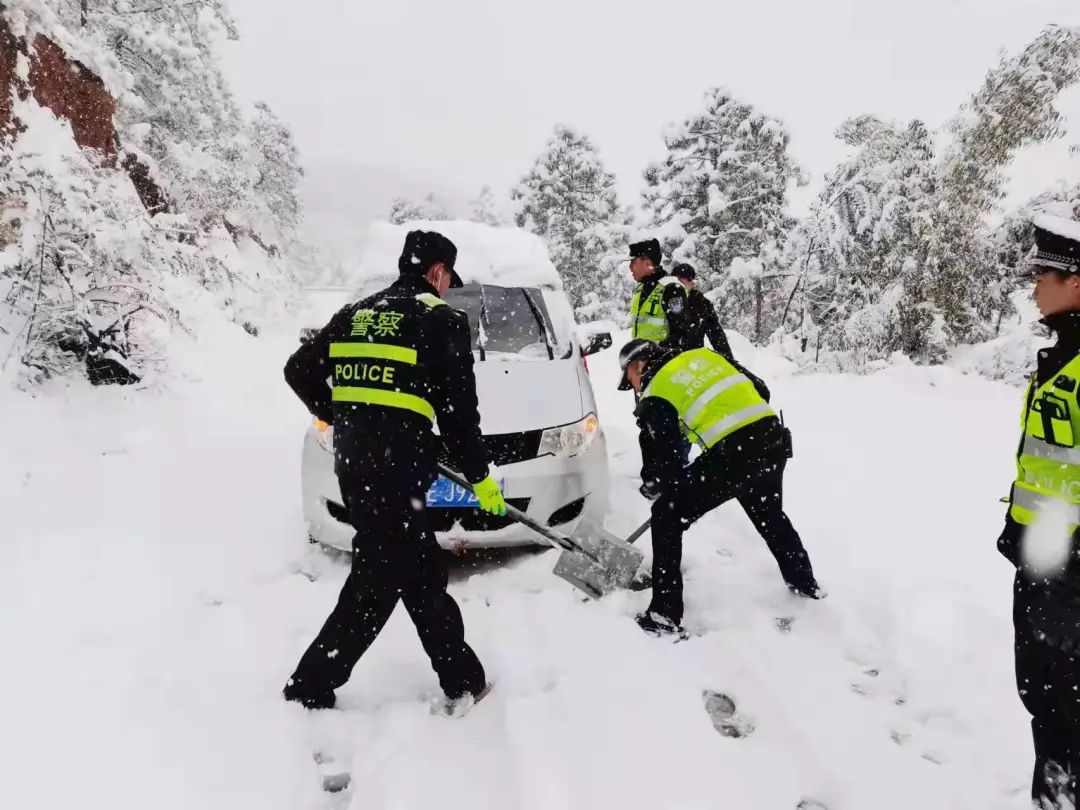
[1027,578,1080,656]
[639,480,663,501]
[996,521,1022,568]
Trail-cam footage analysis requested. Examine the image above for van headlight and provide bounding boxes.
[314,419,334,453]
[538,413,599,459]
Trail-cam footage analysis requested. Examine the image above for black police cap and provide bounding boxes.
[672,263,696,281]
[398,230,464,288]
[629,239,662,267]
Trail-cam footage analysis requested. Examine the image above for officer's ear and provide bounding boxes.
[424,262,445,287]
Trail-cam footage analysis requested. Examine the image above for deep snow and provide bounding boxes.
[1,306,1038,810]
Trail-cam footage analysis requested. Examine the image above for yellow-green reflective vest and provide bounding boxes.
[1010,354,1080,531]
[328,293,445,422]
[630,276,683,341]
[642,348,775,449]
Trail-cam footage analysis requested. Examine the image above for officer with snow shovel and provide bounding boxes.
[997,217,1080,808]
[618,338,823,636]
[280,230,503,714]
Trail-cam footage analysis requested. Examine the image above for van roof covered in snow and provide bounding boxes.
[353,220,561,294]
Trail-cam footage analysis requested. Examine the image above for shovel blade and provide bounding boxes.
[552,523,645,599]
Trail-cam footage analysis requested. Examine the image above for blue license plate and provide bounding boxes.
[425,476,502,508]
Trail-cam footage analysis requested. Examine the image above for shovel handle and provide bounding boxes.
[625,517,652,545]
[436,464,586,556]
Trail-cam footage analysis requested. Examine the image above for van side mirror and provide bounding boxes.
[581,332,612,356]
[299,328,318,345]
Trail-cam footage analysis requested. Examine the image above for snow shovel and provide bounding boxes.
[436,464,644,599]
[554,514,656,597]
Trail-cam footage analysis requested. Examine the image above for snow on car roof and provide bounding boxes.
[354,220,562,291]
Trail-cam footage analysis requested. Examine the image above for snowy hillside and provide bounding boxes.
[1,306,1034,810]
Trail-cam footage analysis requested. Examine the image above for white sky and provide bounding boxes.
[221,0,1080,235]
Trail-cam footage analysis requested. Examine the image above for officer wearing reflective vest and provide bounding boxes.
[627,239,694,474]
[627,238,691,348]
[997,218,1080,807]
[618,339,822,636]
[280,230,505,713]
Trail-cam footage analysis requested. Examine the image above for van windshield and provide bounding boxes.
[444,284,556,360]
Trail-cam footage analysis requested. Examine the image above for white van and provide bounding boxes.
[300,221,612,551]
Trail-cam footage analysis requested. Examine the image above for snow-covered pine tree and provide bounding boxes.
[780,25,1080,367]
[73,0,302,313]
[1,115,193,385]
[249,101,303,238]
[782,116,940,362]
[1,1,305,384]
[469,185,503,226]
[388,194,451,225]
[71,0,247,227]
[933,24,1080,347]
[642,87,805,343]
[511,125,629,318]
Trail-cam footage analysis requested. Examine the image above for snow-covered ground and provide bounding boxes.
[1,306,1036,810]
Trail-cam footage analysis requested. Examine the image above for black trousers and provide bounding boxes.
[647,447,816,624]
[288,471,485,701]
[1014,573,1080,807]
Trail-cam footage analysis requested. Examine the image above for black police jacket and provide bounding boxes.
[683,289,734,361]
[284,275,490,485]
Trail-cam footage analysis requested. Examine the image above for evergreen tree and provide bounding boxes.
[76,0,248,228]
[249,101,303,237]
[1,1,305,385]
[787,117,941,361]
[511,125,628,316]
[388,193,450,225]
[932,24,1080,347]
[781,25,1080,366]
[1,123,190,384]
[642,87,804,342]
[469,185,503,226]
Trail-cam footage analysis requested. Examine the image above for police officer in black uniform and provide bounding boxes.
[619,338,822,636]
[670,263,735,361]
[627,238,692,350]
[281,230,506,712]
[627,239,696,474]
[998,221,1080,807]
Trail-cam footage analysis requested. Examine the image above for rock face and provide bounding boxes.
[1,16,117,163]
[0,16,20,142]
[1,15,168,217]
[26,32,117,162]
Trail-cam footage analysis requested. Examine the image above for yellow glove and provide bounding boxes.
[473,475,507,517]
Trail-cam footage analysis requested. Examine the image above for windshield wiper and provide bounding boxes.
[477,284,488,362]
[522,289,554,360]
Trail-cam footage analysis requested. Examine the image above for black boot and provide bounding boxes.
[432,682,494,718]
[283,678,336,710]
[635,610,686,639]
[787,580,827,600]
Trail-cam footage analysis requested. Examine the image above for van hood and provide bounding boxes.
[473,358,585,435]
